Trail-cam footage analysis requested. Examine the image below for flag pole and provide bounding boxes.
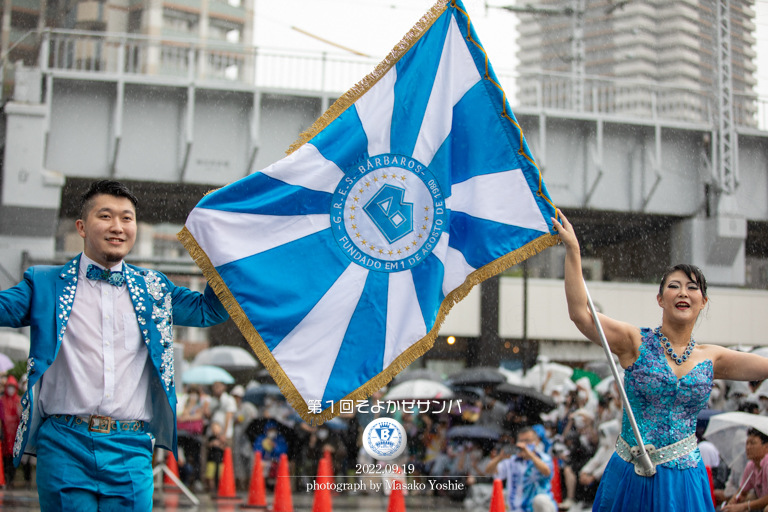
[583,279,655,476]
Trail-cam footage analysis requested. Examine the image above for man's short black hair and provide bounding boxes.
[79,180,138,220]
[747,428,768,444]
[516,427,539,440]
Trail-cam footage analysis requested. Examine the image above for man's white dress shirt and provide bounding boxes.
[39,253,152,421]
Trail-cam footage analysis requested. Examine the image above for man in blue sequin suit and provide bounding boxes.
[0,180,229,511]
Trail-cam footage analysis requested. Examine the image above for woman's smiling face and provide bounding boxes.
[657,269,707,324]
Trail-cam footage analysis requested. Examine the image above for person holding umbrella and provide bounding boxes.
[722,428,768,512]
[553,211,768,512]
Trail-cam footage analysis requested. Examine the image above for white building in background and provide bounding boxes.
[515,0,758,125]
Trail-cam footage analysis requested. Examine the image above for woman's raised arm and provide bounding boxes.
[552,211,641,367]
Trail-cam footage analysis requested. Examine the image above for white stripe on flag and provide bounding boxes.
[186,208,330,267]
[272,263,369,404]
[411,17,482,166]
[447,169,550,232]
[355,67,396,156]
[384,270,427,367]
[261,142,344,194]
[432,233,476,297]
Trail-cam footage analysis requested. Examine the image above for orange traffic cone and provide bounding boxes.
[489,479,505,512]
[271,453,293,512]
[0,456,6,487]
[551,457,562,504]
[163,491,180,511]
[241,452,267,509]
[311,457,333,512]
[164,452,181,489]
[323,449,333,475]
[386,482,406,512]
[217,447,239,500]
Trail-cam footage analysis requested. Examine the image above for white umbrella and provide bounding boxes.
[0,331,29,362]
[498,367,524,385]
[192,345,258,370]
[522,362,574,394]
[595,370,625,396]
[384,379,454,400]
[0,352,13,373]
[703,412,768,467]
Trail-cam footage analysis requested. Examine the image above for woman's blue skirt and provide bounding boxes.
[593,453,715,512]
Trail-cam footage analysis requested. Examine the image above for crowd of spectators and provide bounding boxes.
[172,372,768,511]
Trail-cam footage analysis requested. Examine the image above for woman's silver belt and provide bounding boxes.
[616,433,697,477]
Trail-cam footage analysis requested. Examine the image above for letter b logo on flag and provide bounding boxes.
[364,184,413,243]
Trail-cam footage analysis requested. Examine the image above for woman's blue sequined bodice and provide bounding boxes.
[619,327,713,469]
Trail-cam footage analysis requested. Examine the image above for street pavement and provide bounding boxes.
[0,487,470,511]
[0,487,594,511]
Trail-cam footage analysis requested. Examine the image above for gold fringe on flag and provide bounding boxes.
[179,225,559,426]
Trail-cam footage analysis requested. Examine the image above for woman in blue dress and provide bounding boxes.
[552,211,768,512]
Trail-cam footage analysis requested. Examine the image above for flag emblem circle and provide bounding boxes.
[331,154,446,272]
[362,417,407,460]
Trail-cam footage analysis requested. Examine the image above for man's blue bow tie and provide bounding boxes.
[86,264,125,287]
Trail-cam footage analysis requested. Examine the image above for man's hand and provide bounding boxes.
[721,494,746,512]
[516,441,533,459]
[579,472,595,486]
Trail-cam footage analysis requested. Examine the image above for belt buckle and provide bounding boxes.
[629,444,657,477]
[88,415,112,433]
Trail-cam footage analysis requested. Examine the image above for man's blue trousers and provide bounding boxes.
[36,415,154,511]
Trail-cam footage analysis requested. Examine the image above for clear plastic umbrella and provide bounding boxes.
[181,364,235,385]
[192,345,257,371]
[703,412,768,467]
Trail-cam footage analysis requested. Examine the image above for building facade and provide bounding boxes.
[516,0,758,125]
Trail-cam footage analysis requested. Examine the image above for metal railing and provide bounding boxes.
[41,29,379,93]
[22,29,768,130]
[512,69,716,125]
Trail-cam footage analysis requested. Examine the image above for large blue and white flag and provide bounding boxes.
[179,0,559,424]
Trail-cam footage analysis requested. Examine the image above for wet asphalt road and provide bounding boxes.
[0,487,467,511]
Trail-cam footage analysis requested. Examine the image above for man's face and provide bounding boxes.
[76,194,136,268]
[746,435,768,462]
[212,382,225,397]
[517,431,539,446]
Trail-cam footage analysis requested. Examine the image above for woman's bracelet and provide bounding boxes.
[747,500,751,511]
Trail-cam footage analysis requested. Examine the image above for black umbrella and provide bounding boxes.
[244,417,300,460]
[243,384,286,407]
[446,425,501,441]
[446,367,506,387]
[488,383,556,415]
[254,368,277,384]
[449,385,485,403]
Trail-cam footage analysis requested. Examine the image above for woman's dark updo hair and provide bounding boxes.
[658,264,708,299]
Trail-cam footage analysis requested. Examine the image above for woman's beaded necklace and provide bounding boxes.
[656,326,696,365]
